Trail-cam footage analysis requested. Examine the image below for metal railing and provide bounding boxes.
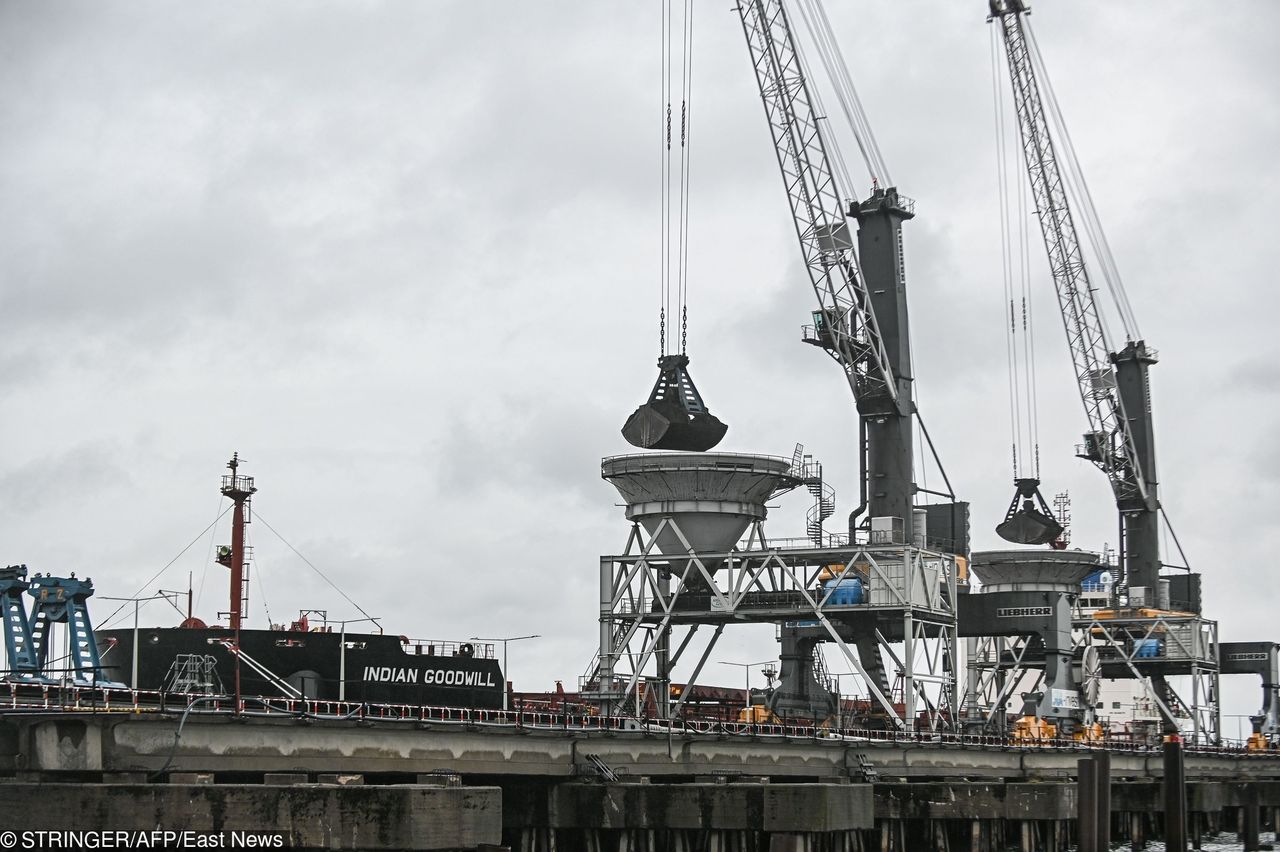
[397,638,495,659]
[0,679,1268,758]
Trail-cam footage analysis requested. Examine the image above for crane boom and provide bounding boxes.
[735,0,901,416]
[990,0,1162,593]
[736,0,938,730]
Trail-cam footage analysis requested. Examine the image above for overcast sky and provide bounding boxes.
[1,2,1276,726]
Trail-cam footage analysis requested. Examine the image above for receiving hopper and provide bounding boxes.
[602,452,800,561]
[970,549,1099,593]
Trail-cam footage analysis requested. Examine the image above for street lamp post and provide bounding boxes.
[719,659,774,717]
[471,634,540,711]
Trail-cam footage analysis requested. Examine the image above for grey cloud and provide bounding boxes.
[0,1,1276,707]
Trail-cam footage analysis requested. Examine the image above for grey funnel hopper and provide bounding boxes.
[602,453,800,564]
[970,549,1099,594]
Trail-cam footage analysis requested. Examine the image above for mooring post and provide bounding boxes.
[1243,795,1262,852]
[1078,757,1098,852]
[1097,751,1112,849]
[1163,736,1187,852]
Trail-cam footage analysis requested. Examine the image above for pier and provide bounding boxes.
[4,703,1280,850]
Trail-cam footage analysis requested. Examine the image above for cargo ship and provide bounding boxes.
[93,456,504,709]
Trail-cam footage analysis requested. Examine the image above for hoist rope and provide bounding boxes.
[658,0,696,357]
[789,14,855,202]
[659,1,672,355]
[792,0,890,187]
[677,0,695,354]
[790,1,857,197]
[991,27,1022,480]
[991,25,1045,481]
[1019,162,1042,477]
[1024,21,1141,343]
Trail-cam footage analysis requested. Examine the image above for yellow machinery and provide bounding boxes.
[1011,715,1057,741]
[1247,716,1273,751]
[1073,723,1105,743]
[1013,715,1106,743]
[1092,607,1195,622]
[737,704,778,724]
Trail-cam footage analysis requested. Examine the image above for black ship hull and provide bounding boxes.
[96,627,504,709]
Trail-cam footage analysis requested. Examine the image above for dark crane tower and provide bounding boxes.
[735,0,916,543]
[989,0,1162,599]
[854,187,916,535]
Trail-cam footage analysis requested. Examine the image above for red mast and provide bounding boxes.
[217,453,256,632]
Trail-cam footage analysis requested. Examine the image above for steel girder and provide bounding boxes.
[584,517,959,731]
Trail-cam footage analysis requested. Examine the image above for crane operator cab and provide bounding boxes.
[622,353,728,452]
[803,309,841,353]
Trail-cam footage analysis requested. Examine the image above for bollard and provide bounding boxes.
[1163,736,1187,852]
[1244,799,1261,851]
[1096,751,1112,849]
[1078,758,1098,852]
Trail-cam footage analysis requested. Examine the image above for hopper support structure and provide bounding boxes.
[960,549,1220,744]
[1072,609,1220,744]
[583,452,959,732]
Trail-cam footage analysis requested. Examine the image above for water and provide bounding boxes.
[1079,831,1278,851]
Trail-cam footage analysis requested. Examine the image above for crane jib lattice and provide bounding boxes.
[736,0,900,415]
[991,4,1151,512]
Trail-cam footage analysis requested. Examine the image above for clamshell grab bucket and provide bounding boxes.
[995,478,1065,546]
[622,354,727,452]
